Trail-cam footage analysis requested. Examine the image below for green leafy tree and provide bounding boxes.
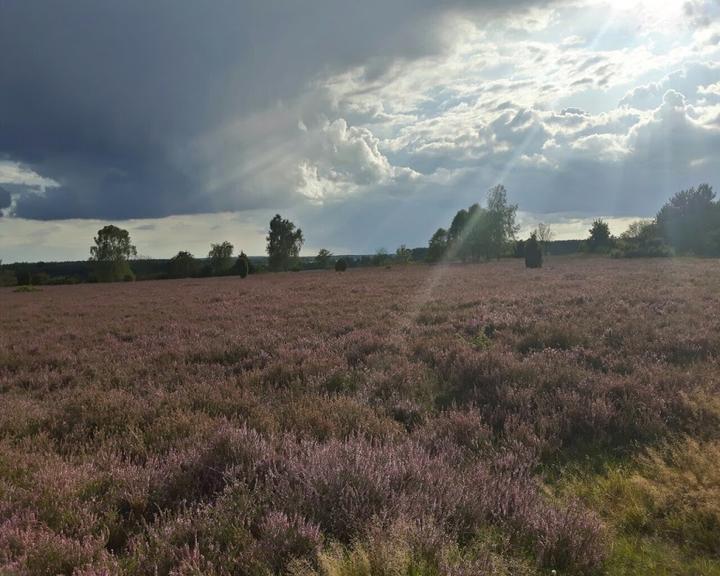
[266,214,304,271]
[448,209,469,244]
[372,248,389,267]
[395,244,413,264]
[446,204,483,261]
[167,251,199,278]
[208,241,234,275]
[465,204,491,261]
[89,225,137,282]
[90,225,137,262]
[315,248,333,269]
[587,219,613,252]
[657,184,719,255]
[708,213,720,256]
[614,220,671,258]
[485,184,519,259]
[447,204,480,261]
[444,186,517,262]
[426,228,448,263]
[621,220,652,240]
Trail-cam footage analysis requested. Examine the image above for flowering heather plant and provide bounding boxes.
[1,258,719,574]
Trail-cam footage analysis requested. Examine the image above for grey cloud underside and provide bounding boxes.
[0,187,11,212]
[0,0,555,221]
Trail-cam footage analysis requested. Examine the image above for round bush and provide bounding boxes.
[335,258,348,272]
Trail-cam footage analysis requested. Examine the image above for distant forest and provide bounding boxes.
[0,242,585,287]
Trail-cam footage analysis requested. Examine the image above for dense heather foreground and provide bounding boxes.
[2,258,720,575]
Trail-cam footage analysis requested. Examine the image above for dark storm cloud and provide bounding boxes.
[0,187,11,211]
[0,0,552,221]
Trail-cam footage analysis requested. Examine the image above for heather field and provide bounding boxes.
[2,258,720,576]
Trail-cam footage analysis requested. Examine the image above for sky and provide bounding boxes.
[1,0,719,262]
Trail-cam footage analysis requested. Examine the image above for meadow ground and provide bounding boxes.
[1,257,720,575]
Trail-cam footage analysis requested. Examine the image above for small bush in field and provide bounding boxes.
[335,258,347,272]
[13,285,42,293]
[470,331,493,350]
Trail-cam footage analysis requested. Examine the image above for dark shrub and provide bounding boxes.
[524,233,542,268]
[335,258,348,272]
[236,253,250,278]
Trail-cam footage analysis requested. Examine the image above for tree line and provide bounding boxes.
[619,183,720,258]
[1,182,718,286]
[83,214,306,283]
[423,182,720,266]
[569,183,720,259]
